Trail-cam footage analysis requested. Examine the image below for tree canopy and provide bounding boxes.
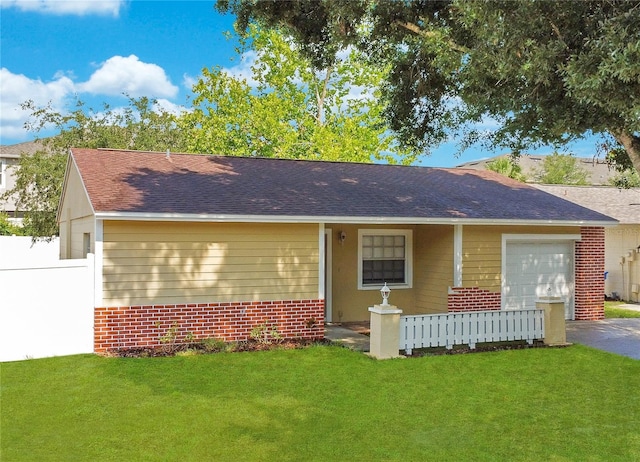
[6,27,414,238]
[532,152,589,185]
[2,97,187,238]
[182,26,416,164]
[485,157,527,182]
[218,0,640,171]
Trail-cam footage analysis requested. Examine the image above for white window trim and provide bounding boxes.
[357,229,413,290]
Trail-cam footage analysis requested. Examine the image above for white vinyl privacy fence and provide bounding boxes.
[0,244,94,362]
[400,309,545,355]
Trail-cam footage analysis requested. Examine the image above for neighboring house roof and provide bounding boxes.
[456,154,616,185]
[0,140,46,159]
[535,184,640,224]
[67,148,616,225]
[1,141,46,215]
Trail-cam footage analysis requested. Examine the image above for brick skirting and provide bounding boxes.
[448,287,501,312]
[94,299,325,353]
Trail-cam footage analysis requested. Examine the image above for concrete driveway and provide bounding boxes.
[566,319,640,360]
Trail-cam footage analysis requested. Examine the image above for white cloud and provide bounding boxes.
[77,55,178,98]
[221,50,260,88]
[1,55,180,143]
[0,68,75,142]
[153,98,187,116]
[0,0,123,16]
[182,73,198,91]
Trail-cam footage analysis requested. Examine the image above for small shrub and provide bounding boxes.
[157,321,180,354]
[201,337,227,353]
[0,212,26,236]
[250,323,283,345]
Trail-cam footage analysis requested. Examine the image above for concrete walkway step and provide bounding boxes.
[324,324,370,352]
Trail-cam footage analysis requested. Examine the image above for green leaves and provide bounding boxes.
[2,146,67,239]
[533,152,589,185]
[486,157,527,182]
[182,26,414,163]
[4,97,188,238]
[224,0,640,171]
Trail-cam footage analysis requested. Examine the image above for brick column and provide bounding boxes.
[575,227,605,320]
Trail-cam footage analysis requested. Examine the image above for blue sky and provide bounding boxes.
[0,0,603,167]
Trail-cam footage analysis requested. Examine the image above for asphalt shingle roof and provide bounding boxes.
[535,184,640,224]
[456,153,615,185]
[0,140,46,158]
[69,148,615,223]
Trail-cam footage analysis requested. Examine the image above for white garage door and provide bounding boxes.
[504,241,574,320]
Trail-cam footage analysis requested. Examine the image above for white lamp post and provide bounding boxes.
[380,282,391,306]
[368,282,402,359]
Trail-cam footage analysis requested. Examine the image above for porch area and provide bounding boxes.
[325,299,563,357]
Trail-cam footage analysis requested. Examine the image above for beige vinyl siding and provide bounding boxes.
[462,227,502,291]
[328,224,420,322]
[102,221,319,306]
[604,224,640,300]
[69,216,95,259]
[462,225,578,291]
[58,162,95,259]
[327,224,454,320]
[413,225,454,314]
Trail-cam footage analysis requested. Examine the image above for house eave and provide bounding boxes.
[93,211,618,227]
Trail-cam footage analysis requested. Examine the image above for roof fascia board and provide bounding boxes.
[58,150,96,224]
[56,152,74,223]
[93,211,617,227]
[503,233,583,242]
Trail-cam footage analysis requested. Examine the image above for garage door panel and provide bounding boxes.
[504,242,574,319]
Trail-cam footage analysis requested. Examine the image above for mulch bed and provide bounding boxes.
[107,338,334,358]
[106,337,566,358]
[407,340,569,357]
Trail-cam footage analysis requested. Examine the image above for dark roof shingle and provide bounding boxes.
[69,148,615,223]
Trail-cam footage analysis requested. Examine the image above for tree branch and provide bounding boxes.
[315,64,333,125]
[611,129,640,174]
[547,18,568,50]
[393,20,468,53]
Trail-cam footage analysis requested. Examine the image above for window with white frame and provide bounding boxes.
[0,159,5,188]
[358,229,412,289]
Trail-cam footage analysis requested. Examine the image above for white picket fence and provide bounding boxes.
[400,309,545,355]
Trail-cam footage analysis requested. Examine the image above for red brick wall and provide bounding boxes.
[448,287,501,312]
[575,227,605,320]
[447,227,606,319]
[94,299,324,353]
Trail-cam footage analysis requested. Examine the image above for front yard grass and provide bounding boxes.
[605,300,640,318]
[2,344,639,461]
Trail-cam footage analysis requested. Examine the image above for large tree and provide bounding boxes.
[182,25,416,164]
[3,97,187,238]
[219,0,640,172]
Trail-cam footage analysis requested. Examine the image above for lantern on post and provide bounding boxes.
[380,282,391,306]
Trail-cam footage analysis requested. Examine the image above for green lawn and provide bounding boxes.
[2,345,639,461]
[605,301,640,318]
